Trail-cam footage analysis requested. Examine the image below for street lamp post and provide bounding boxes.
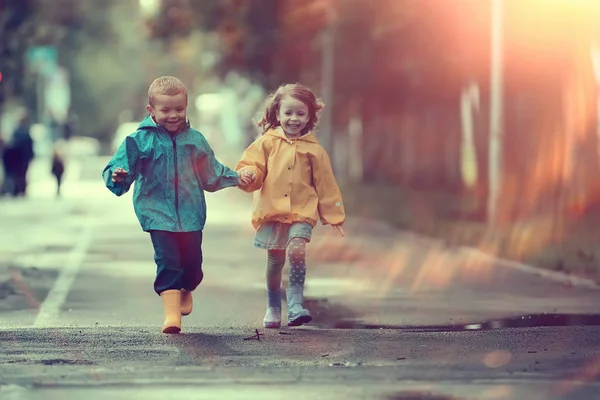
[320,2,335,156]
[488,0,504,225]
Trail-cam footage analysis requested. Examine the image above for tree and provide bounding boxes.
[0,0,38,110]
[0,0,82,116]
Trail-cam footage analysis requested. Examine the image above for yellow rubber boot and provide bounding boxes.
[180,289,193,316]
[160,290,182,334]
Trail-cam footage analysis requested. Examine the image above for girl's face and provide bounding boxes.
[147,92,187,133]
[277,95,310,136]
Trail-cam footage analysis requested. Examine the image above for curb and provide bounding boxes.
[385,225,600,290]
[459,246,600,290]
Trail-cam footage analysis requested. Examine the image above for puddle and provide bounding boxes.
[0,267,59,311]
[305,298,358,327]
[311,305,600,332]
[385,392,459,400]
[39,358,95,366]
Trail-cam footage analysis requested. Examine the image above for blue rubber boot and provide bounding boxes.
[263,288,281,328]
[286,285,312,326]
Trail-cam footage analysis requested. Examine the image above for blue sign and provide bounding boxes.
[26,46,58,77]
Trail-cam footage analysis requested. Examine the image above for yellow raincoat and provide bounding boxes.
[235,128,345,229]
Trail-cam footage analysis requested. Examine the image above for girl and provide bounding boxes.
[236,83,346,329]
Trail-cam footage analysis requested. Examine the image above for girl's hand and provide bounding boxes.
[238,169,255,186]
[112,167,128,183]
[243,169,256,181]
[332,225,346,237]
[238,172,253,187]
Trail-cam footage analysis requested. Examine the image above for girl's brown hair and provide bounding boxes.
[256,83,324,134]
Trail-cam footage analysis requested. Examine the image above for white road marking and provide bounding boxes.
[34,214,94,327]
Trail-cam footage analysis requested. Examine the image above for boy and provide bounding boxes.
[103,76,251,334]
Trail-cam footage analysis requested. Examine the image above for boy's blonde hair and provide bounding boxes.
[148,76,188,106]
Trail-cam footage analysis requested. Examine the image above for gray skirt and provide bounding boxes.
[254,221,313,250]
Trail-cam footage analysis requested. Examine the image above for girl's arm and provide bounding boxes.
[312,148,346,226]
[235,137,268,192]
[102,136,141,196]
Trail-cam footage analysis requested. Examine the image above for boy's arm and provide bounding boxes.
[312,148,346,226]
[102,136,140,196]
[234,137,267,192]
[196,136,238,192]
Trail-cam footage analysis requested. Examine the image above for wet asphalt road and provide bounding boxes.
[1,156,600,399]
[1,325,600,399]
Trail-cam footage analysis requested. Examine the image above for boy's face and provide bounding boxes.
[147,92,187,133]
[277,95,309,136]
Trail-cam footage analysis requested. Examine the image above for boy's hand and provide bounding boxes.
[112,167,128,183]
[238,169,255,187]
[332,225,346,237]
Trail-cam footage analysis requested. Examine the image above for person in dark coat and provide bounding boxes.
[1,137,16,196]
[7,116,35,197]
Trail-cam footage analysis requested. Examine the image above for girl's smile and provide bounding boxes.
[277,95,309,136]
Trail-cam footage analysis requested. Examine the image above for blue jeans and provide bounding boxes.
[149,230,204,295]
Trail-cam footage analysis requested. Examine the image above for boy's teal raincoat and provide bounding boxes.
[102,115,238,232]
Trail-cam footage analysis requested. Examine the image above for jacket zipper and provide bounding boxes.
[172,135,182,231]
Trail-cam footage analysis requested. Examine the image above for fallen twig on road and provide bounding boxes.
[243,328,262,341]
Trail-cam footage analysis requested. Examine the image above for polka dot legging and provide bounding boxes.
[266,238,307,291]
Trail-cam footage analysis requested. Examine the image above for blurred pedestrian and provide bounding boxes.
[62,111,77,141]
[0,136,13,196]
[102,76,252,334]
[2,116,34,197]
[51,143,65,197]
[235,83,346,329]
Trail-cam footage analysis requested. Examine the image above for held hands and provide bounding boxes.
[238,169,256,188]
[112,167,128,183]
